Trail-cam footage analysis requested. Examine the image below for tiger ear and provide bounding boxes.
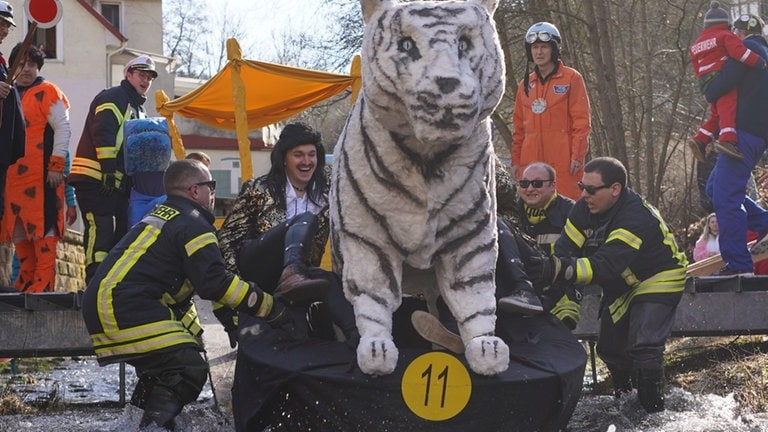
[469,0,499,15]
[361,0,396,24]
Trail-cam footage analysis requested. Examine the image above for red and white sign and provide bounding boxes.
[25,0,62,29]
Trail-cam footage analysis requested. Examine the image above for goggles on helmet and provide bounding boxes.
[525,31,555,44]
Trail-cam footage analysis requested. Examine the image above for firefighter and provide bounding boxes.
[529,157,687,413]
[81,159,294,430]
[70,55,156,283]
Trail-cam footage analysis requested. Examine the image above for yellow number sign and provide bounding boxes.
[401,351,472,421]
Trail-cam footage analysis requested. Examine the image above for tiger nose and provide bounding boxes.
[436,77,460,94]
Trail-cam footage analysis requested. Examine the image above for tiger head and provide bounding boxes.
[360,0,505,149]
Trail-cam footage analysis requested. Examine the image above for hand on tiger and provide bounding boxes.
[527,253,575,291]
[263,300,293,329]
[213,305,239,349]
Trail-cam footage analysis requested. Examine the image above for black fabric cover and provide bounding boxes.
[232,299,586,432]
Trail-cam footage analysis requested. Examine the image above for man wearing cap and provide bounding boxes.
[702,13,768,275]
[69,55,158,282]
[0,0,26,224]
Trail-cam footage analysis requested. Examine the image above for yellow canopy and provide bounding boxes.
[156,38,361,180]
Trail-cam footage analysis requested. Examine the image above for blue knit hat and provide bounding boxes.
[704,2,729,27]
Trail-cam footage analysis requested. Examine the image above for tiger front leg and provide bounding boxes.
[342,255,403,376]
[435,256,509,376]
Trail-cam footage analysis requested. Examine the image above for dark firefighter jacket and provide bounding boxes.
[69,80,146,189]
[554,188,687,323]
[82,195,264,365]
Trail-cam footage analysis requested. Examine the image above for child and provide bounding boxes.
[689,1,767,162]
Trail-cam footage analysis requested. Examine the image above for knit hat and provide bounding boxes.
[704,1,729,27]
[734,14,765,34]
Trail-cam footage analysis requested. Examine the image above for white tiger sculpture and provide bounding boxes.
[330,0,508,376]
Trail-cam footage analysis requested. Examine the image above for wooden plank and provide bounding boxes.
[0,309,94,357]
[686,240,768,277]
[572,279,768,340]
[196,297,237,418]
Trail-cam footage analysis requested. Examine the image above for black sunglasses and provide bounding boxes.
[518,179,553,189]
[194,180,216,191]
[577,181,610,195]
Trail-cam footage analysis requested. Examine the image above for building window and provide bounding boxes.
[101,3,121,31]
[29,23,58,60]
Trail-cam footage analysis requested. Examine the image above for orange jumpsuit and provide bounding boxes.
[1,79,70,292]
[511,60,591,200]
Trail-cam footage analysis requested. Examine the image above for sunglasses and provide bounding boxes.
[194,180,217,191]
[519,179,553,189]
[577,181,610,195]
[525,31,555,44]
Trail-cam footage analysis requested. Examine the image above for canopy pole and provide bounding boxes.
[156,90,186,160]
[227,38,253,183]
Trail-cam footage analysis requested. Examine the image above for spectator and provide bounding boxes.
[0,44,70,292]
[0,1,26,224]
[69,55,156,282]
[511,22,591,200]
[703,13,768,274]
[531,157,687,413]
[185,151,211,167]
[81,159,293,430]
[693,213,719,262]
[688,2,767,161]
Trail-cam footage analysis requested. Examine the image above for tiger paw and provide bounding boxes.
[464,336,509,376]
[356,336,399,376]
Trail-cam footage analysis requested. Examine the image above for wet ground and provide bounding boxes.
[2,357,768,431]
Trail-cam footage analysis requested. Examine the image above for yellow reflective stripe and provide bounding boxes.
[606,228,642,250]
[115,107,131,153]
[563,219,586,248]
[97,225,161,333]
[175,280,195,303]
[91,322,200,359]
[185,232,217,257]
[218,277,250,307]
[550,295,580,322]
[257,293,273,318]
[94,251,108,262]
[620,267,640,288]
[94,101,123,118]
[73,157,101,170]
[91,319,185,346]
[645,201,689,267]
[180,304,202,337]
[96,147,118,159]
[574,257,593,284]
[607,267,686,322]
[536,233,561,246]
[84,212,97,266]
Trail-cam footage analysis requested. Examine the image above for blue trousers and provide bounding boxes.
[706,130,768,271]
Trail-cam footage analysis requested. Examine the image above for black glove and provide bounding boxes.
[100,172,118,195]
[527,253,575,290]
[263,299,293,329]
[213,305,238,349]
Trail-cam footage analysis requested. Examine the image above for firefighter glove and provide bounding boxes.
[100,172,118,195]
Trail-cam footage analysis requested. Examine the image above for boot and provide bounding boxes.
[609,368,633,398]
[139,386,184,430]
[411,310,465,354]
[273,213,330,305]
[714,140,744,161]
[635,367,665,413]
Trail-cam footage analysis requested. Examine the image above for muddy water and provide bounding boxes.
[2,357,768,431]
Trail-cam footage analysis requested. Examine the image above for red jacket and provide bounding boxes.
[690,23,764,77]
[511,60,591,200]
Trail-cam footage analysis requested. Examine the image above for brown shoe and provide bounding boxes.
[274,263,330,305]
[687,138,707,162]
[714,140,744,161]
[410,310,465,354]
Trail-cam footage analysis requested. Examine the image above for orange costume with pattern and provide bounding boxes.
[1,79,70,292]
